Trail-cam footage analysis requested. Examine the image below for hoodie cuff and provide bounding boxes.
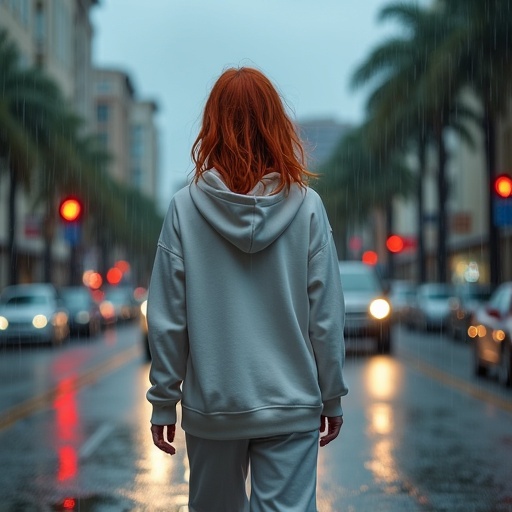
[322,397,343,417]
[151,404,177,426]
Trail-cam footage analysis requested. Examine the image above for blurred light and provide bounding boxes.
[467,325,478,338]
[366,358,399,400]
[52,312,68,327]
[75,311,90,324]
[91,289,104,303]
[464,261,480,283]
[386,235,404,253]
[58,445,77,481]
[349,236,363,252]
[133,286,147,301]
[140,299,148,318]
[63,498,76,510]
[99,301,115,321]
[477,325,487,337]
[0,316,8,330]
[82,270,93,286]
[115,260,130,273]
[369,299,391,320]
[493,329,506,342]
[88,272,103,290]
[495,175,512,198]
[369,403,393,435]
[59,197,82,222]
[32,314,48,329]
[362,251,378,266]
[106,267,123,285]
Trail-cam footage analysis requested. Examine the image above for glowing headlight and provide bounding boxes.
[75,311,90,324]
[52,312,68,327]
[369,299,391,320]
[140,300,148,318]
[33,315,48,329]
[0,316,8,330]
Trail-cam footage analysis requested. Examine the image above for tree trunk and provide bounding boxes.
[483,104,500,289]
[436,126,448,283]
[417,133,427,284]
[8,165,18,285]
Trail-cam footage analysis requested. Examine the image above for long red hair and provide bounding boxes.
[192,67,315,195]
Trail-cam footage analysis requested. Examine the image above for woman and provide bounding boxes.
[147,67,348,512]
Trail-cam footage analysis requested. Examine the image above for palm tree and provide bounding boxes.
[350,2,478,283]
[317,124,415,271]
[433,0,512,287]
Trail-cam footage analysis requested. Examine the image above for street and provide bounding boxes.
[1,323,512,512]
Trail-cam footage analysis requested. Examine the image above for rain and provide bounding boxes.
[1,1,512,511]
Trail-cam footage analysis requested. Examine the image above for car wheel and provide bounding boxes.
[498,342,512,388]
[473,344,487,377]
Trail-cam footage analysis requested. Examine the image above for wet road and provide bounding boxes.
[0,322,511,511]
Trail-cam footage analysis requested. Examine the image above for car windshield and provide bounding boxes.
[61,290,90,307]
[340,272,381,293]
[2,295,49,306]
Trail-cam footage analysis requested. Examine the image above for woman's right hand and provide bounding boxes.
[319,415,343,447]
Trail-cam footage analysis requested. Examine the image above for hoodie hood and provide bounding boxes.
[189,170,306,253]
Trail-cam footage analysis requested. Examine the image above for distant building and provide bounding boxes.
[93,68,159,200]
[298,119,352,171]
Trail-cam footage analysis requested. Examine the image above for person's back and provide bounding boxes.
[147,67,347,512]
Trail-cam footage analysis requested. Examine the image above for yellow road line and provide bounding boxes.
[401,351,512,414]
[0,344,141,432]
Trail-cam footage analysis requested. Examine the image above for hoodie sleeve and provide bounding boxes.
[308,206,348,417]
[146,198,188,426]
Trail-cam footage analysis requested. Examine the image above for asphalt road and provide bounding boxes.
[0,322,511,512]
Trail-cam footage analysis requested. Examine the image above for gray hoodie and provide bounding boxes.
[146,171,348,440]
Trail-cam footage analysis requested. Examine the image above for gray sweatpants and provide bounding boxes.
[186,430,319,512]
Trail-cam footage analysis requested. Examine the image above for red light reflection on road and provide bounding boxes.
[53,378,80,482]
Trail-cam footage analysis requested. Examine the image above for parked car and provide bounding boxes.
[448,283,492,341]
[0,283,69,346]
[60,286,102,338]
[339,261,392,354]
[101,287,138,323]
[406,283,454,331]
[469,282,512,387]
[388,280,416,324]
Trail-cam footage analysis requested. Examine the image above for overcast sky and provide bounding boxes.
[91,0,425,209]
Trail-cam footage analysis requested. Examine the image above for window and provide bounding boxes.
[96,104,109,123]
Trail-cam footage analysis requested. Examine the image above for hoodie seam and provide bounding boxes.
[158,241,184,261]
[309,238,330,263]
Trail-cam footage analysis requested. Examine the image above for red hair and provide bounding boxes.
[192,67,315,195]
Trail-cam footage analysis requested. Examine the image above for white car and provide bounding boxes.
[0,284,69,346]
[407,283,454,331]
[339,261,392,354]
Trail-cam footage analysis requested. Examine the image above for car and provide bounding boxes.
[448,283,492,341]
[338,261,392,354]
[101,286,138,323]
[388,280,416,324]
[60,286,102,338]
[406,283,454,331]
[0,283,69,346]
[469,282,512,387]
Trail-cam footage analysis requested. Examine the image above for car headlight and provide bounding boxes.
[33,315,48,329]
[0,316,8,330]
[52,312,69,327]
[369,299,391,320]
[75,311,90,324]
[140,300,148,318]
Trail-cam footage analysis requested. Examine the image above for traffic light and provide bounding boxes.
[386,235,404,253]
[494,174,512,198]
[59,197,83,223]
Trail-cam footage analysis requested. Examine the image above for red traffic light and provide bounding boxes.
[362,250,378,266]
[494,175,512,198]
[59,197,82,222]
[386,235,404,253]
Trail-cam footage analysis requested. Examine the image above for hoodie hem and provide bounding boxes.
[181,404,323,440]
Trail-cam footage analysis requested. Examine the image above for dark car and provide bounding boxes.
[0,283,69,346]
[388,280,416,324]
[339,261,392,354]
[101,287,138,323]
[448,284,492,341]
[60,286,101,337]
[469,282,512,387]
